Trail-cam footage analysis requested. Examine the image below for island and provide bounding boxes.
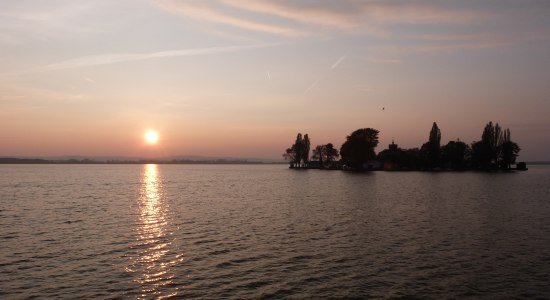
[284,121,526,171]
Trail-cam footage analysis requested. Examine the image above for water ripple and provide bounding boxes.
[1,165,550,298]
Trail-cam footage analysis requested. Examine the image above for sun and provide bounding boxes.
[145,130,159,144]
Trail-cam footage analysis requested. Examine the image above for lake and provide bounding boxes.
[1,164,550,298]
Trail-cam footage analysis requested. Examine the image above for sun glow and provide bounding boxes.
[145,130,159,144]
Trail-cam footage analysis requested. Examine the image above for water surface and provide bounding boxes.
[1,164,550,298]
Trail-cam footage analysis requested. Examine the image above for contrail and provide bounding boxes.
[1,43,278,77]
[266,71,271,80]
[303,80,319,94]
[39,44,272,71]
[302,51,348,95]
[330,55,346,69]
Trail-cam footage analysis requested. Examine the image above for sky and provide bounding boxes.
[1,0,549,160]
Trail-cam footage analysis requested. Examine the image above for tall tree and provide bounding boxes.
[500,128,521,169]
[473,121,504,168]
[425,122,442,169]
[472,121,522,170]
[283,133,308,167]
[340,128,379,170]
[481,121,503,165]
[294,133,304,167]
[303,134,311,164]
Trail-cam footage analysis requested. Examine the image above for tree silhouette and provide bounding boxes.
[441,139,471,170]
[472,122,521,170]
[283,133,301,167]
[294,133,305,167]
[324,143,339,163]
[283,133,311,167]
[471,140,492,169]
[403,148,422,170]
[283,147,298,167]
[422,122,441,169]
[340,128,379,170]
[303,134,311,165]
[284,121,522,172]
[500,129,521,169]
[482,121,503,166]
[312,143,339,168]
[312,145,324,167]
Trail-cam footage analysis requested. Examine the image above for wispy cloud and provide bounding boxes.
[148,0,550,55]
[3,43,276,76]
[152,0,305,37]
[368,57,401,64]
[223,0,487,27]
[220,0,359,29]
[83,76,96,84]
[151,0,489,38]
[0,86,89,104]
[42,44,272,71]
[0,2,104,44]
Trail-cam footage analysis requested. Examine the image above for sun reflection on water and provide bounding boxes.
[130,164,181,298]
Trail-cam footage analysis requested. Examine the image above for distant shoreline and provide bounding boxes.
[0,157,546,166]
[0,157,286,165]
[524,161,550,165]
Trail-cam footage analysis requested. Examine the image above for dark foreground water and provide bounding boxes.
[1,164,550,298]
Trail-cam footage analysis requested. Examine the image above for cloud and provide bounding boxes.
[368,58,401,64]
[151,0,305,37]
[149,1,550,55]
[361,2,487,24]
[83,76,96,84]
[2,43,276,76]
[223,0,486,26]
[151,0,489,38]
[0,86,89,104]
[220,0,360,29]
[0,2,103,43]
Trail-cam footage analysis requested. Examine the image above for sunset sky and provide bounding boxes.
[1,1,549,160]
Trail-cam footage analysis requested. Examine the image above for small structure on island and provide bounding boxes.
[377,139,405,171]
[363,160,381,170]
[516,162,528,171]
[306,160,323,169]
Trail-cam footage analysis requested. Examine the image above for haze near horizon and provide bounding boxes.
[1,1,549,161]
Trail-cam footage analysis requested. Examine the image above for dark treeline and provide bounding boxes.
[284,121,526,171]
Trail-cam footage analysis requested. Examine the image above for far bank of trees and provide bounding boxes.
[284,121,522,171]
